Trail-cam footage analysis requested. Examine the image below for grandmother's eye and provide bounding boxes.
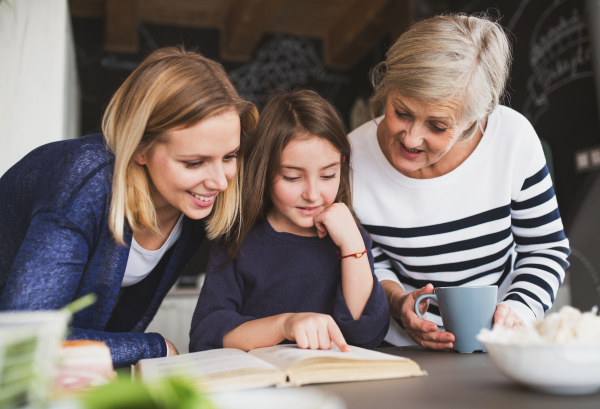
[430,124,447,134]
[395,110,410,120]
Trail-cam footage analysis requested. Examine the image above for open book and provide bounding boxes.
[135,344,426,392]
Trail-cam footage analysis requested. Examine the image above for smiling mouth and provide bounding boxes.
[297,206,321,215]
[187,191,216,202]
[401,142,423,154]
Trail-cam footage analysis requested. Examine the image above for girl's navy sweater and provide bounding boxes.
[189,220,389,352]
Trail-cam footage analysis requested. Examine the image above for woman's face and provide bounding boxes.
[379,89,475,177]
[136,110,240,220]
[268,137,342,236]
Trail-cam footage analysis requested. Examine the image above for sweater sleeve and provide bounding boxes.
[0,212,167,368]
[189,242,256,352]
[505,133,570,323]
[66,328,167,368]
[331,228,390,349]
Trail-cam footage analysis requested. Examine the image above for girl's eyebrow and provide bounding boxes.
[282,162,340,171]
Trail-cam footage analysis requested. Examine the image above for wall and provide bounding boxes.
[0,0,80,177]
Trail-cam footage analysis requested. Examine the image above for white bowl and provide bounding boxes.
[480,340,600,395]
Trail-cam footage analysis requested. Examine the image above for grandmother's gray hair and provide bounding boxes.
[370,13,512,141]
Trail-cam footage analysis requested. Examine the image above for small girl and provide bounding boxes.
[189,90,389,352]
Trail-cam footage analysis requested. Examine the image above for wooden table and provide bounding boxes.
[309,346,600,409]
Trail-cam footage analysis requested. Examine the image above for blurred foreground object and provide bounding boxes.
[81,377,212,409]
[80,377,345,409]
[478,306,600,395]
[0,310,70,408]
[53,341,115,393]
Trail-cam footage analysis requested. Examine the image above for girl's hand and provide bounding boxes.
[313,203,363,253]
[282,313,351,352]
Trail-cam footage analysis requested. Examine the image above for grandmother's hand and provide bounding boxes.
[390,283,455,350]
[493,304,525,328]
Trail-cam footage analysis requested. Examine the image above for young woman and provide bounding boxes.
[0,47,258,367]
[189,90,389,353]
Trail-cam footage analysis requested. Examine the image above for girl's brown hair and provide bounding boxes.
[102,46,258,245]
[225,89,354,258]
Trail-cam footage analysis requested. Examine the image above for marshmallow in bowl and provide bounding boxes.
[478,306,600,344]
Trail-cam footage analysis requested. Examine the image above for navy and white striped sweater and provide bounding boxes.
[349,106,569,345]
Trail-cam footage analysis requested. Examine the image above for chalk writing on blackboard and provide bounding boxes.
[521,0,594,124]
[229,36,350,108]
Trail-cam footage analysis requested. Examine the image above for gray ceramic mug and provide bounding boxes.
[414,286,498,353]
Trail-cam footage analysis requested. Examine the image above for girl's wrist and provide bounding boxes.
[339,238,366,255]
[278,313,293,339]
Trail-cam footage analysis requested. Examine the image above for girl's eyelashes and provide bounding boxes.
[282,174,337,181]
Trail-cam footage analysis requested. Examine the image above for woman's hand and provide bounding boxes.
[313,203,364,254]
[165,338,179,356]
[283,313,351,352]
[383,282,455,350]
[493,304,525,328]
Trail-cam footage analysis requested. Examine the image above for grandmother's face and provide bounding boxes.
[379,90,475,177]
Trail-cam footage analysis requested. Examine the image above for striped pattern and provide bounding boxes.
[365,164,569,321]
[349,106,570,332]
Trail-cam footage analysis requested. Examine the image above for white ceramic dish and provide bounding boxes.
[480,339,600,395]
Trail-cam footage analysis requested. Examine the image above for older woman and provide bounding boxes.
[350,14,570,349]
[0,47,257,366]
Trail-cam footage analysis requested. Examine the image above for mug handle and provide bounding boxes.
[414,294,445,331]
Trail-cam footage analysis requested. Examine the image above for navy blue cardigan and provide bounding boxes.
[0,134,205,367]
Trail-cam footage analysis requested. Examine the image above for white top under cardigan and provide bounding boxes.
[349,106,570,346]
[121,214,184,287]
[121,213,184,356]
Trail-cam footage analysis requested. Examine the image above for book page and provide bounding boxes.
[248,344,406,372]
[139,348,281,383]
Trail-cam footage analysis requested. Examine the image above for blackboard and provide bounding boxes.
[452,0,600,309]
[71,18,386,137]
[452,0,600,221]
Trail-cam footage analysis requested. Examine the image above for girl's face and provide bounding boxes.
[268,136,342,236]
[135,110,240,220]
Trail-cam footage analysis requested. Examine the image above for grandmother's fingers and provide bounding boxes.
[413,335,454,350]
[493,304,511,326]
[409,328,455,343]
[404,312,439,333]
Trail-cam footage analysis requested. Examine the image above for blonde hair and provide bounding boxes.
[370,13,511,140]
[102,46,258,245]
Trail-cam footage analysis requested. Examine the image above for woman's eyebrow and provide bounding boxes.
[176,146,240,160]
[395,97,453,121]
[394,98,415,114]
